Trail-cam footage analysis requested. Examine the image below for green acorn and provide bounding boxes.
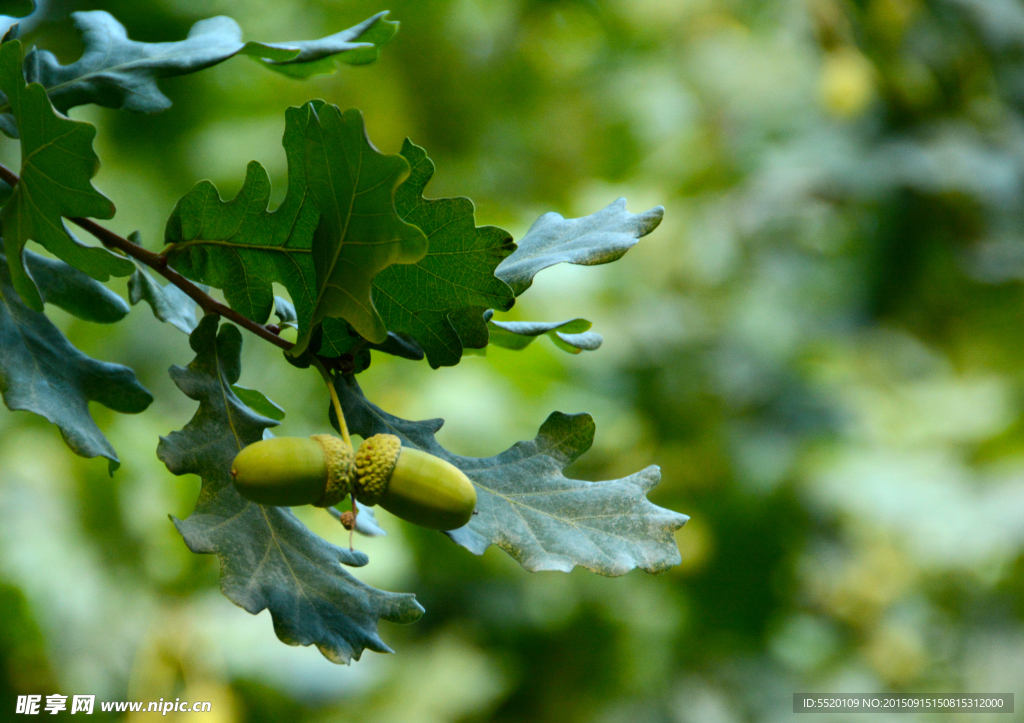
[230,433,477,530]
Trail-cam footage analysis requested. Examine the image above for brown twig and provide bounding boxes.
[0,162,294,352]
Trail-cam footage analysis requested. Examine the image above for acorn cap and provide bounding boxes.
[354,433,401,506]
[311,434,356,507]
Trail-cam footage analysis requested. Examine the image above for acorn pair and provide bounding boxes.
[230,433,477,531]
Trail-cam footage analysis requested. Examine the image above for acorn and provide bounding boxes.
[230,433,477,531]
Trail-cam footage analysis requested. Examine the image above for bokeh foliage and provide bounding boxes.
[3,0,1024,721]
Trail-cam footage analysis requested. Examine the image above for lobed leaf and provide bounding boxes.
[0,253,152,472]
[372,140,516,368]
[12,11,396,120]
[487,316,603,354]
[0,40,134,311]
[336,377,688,576]
[160,316,423,663]
[164,102,426,356]
[300,103,427,350]
[495,198,664,296]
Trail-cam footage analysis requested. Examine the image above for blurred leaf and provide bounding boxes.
[488,317,603,354]
[273,296,298,329]
[372,140,516,367]
[160,316,424,664]
[495,198,664,296]
[354,501,388,537]
[251,11,399,78]
[299,104,428,350]
[0,0,32,18]
[26,250,129,324]
[19,11,397,118]
[230,385,285,422]
[0,252,152,472]
[0,40,133,311]
[336,377,688,576]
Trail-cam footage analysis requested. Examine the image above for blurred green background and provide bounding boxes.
[3,0,1024,720]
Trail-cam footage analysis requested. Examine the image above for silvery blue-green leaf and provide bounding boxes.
[161,316,422,663]
[16,11,396,118]
[488,317,603,354]
[372,140,516,367]
[354,501,387,537]
[249,11,398,79]
[328,502,388,538]
[495,198,664,296]
[0,0,32,19]
[0,40,134,311]
[273,296,298,329]
[128,265,201,335]
[336,377,688,576]
[26,250,129,324]
[0,253,152,472]
[230,385,285,422]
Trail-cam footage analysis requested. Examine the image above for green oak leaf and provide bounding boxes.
[0,253,152,472]
[371,140,516,368]
[487,316,603,354]
[230,385,285,422]
[160,316,423,664]
[0,0,33,18]
[0,40,134,311]
[335,376,688,576]
[11,11,395,120]
[300,103,428,350]
[164,102,425,355]
[495,198,664,296]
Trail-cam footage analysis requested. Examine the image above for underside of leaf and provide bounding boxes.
[336,376,688,576]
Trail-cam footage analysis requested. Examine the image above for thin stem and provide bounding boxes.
[0,161,294,352]
[313,356,351,446]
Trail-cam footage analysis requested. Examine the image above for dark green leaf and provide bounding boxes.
[0,40,133,311]
[300,104,428,350]
[336,377,688,576]
[26,250,129,324]
[372,140,516,367]
[495,198,664,296]
[161,316,423,663]
[18,11,397,117]
[0,253,152,472]
[230,385,285,422]
[488,317,603,354]
[0,0,32,18]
